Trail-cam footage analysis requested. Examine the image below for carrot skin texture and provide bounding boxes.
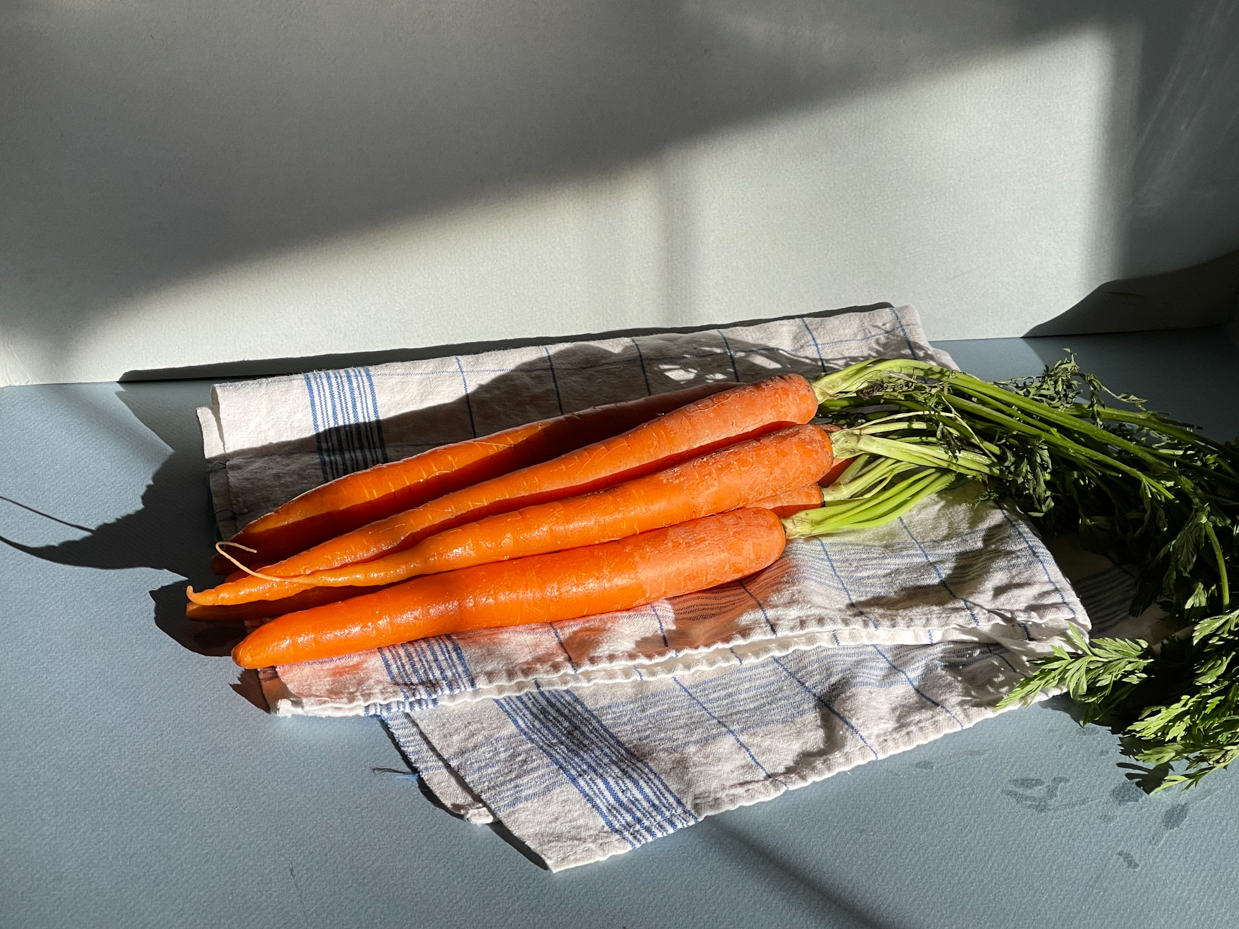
[231,508,788,668]
[189,424,834,606]
[215,381,734,572]
[228,374,819,581]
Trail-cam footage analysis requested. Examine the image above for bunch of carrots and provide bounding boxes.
[189,373,958,669]
[192,352,1239,788]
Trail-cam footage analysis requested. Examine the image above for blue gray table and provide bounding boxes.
[4,328,1238,929]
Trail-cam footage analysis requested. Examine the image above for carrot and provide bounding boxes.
[215,381,735,572]
[189,423,835,606]
[231,508,788,668]
[193,483,831,623]
[820,450,854,487]
[215,374,820,583]
[192,489,812,620]
[747,425,853,516]
[184,583,391,623]
[751,483,826,517]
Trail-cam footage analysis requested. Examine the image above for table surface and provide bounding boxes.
[5,328,1239,929]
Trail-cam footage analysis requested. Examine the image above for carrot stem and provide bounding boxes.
[782,469,959,538]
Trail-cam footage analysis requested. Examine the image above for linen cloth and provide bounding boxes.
[199,305,1092,871]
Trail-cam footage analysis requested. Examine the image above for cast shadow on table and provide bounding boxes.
[375,724,551,871]
[700,819,896,929]
[0,376,249,658]
[0,305,889,670]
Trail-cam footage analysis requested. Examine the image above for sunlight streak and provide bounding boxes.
[61,26,1132,382]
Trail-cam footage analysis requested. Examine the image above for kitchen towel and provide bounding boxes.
[199,304,1091,870]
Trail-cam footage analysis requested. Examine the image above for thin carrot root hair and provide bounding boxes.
[189,542,318,599]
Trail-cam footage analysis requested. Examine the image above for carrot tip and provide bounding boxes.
[231,641,265,669]
[185,587,214,606]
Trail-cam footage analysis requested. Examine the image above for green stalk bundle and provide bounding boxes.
[803,355,1239,791]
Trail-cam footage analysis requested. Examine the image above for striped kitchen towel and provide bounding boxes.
[198,304,1093,871]
[385,545,1148,873]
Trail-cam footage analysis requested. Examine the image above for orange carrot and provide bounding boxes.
[751,483,825,517]
[216,381,734,572]
[184,583,391,623]
[231,508,787,668]
[189,423,835,606]
[215,374,819,583]
[820,453,854,487]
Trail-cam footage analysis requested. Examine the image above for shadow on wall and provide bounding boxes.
[120,303,892,382]
[4,0,1239,374]
[2,0,1031,359]
[1026,246,1239,337]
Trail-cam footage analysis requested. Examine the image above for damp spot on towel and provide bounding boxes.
[1117,851,1139,870]
[1162,805,1189,831]
[1110,781,1144,805]
[914,760,935,770]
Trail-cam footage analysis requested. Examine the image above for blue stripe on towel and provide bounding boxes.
[799,317,827,371]
[498,689,697,846]
[303,368,386,481]
[453,357,478,437]
[870,646,964,728]
[716,330,740,380]
[889,307,918,359]
[998,509,1078,627]
[543,346,565,415]
[628,338,652,395]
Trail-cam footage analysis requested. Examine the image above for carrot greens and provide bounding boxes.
[810,354,1239,791]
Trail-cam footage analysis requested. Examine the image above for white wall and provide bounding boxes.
[3,0,1237,385]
